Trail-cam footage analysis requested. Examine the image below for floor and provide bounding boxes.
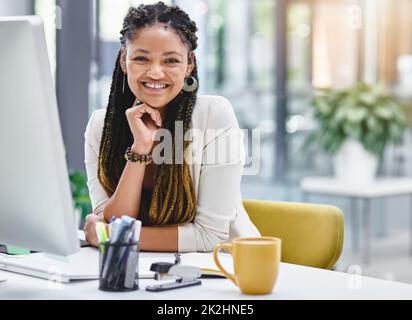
[241,178,412,285]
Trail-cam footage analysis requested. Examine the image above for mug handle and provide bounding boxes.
[213,243,237,286]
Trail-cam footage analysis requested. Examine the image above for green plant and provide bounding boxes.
[305,83,407,156]
[69,170,91,222]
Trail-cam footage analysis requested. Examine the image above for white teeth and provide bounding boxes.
[144,82,167,89]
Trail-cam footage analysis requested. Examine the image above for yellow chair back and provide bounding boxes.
[243,199,344,269]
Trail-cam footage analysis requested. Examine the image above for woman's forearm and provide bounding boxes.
[102,161,146,222]
[140,225,178,252]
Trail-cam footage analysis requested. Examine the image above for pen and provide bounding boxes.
[113,226,135,287]
[113,219,142,288]
[95,222,108,276]
[109,218,122,243]
[95,222,108,254]
[102,218,122,282]
[120,216,135,242]
[117,220,141,264]
[133,220,142,243]
[123,220,142,289]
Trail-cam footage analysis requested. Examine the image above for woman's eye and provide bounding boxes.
[165,58,179,64]
[134,56,148,62]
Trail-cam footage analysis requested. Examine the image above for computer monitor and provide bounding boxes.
[0,16,80,256]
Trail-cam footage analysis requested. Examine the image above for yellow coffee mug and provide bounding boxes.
[213,237,281,295]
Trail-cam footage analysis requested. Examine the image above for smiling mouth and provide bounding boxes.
[141,82,170,90]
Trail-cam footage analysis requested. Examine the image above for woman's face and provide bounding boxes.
[120,23,194,110]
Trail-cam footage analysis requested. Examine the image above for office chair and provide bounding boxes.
[243,199,344,270]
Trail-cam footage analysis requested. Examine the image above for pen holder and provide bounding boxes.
[98,241,139,292]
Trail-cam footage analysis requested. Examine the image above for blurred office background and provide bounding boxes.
[2,0,412,284]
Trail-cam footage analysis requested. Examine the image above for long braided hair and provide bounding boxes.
[97,2,199,226]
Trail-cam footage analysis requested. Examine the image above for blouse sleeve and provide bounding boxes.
[178,97,245,252]
[84,109,109,216]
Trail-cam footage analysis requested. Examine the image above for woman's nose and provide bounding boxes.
[147,64,164,78]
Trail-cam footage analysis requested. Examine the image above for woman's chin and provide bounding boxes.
[140,96,171,108]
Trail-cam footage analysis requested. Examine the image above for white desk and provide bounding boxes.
[1,250,412,300]
[300,177,412,264]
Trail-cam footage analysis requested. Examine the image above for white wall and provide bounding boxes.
[0,0,32,16]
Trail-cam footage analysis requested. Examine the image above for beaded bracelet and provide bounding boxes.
[124,147,152,164]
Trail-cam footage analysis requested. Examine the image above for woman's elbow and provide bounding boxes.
[193,225,230,252]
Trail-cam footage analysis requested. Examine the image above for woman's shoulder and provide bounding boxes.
[84,107,107,146]
[88,107,107,131]
[195,95,233,112]
[91,107,107,124]
[194,95,238,129]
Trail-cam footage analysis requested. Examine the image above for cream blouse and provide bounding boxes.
[84,95,261,252]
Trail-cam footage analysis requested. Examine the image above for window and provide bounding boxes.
[34,0,57,84]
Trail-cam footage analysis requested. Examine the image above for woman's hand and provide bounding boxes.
[84,213,108,248]
[125,102,162,155]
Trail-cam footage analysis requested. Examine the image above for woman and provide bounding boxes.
[84,1,260,252]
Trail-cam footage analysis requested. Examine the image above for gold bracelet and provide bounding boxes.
[124,147,152,164]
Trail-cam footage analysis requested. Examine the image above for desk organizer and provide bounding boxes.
[98,241,139,292]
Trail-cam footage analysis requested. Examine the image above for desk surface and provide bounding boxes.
[301,177,412,198]
[1,251,412,300]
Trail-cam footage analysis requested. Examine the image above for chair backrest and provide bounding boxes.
[243,199,344,269]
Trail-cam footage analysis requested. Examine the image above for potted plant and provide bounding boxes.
[305,83,407,183]
[69,170,92,228]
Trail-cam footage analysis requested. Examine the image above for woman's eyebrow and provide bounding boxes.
[132,48,183,58]
[162,51,183,58]
[133,48,150,54]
